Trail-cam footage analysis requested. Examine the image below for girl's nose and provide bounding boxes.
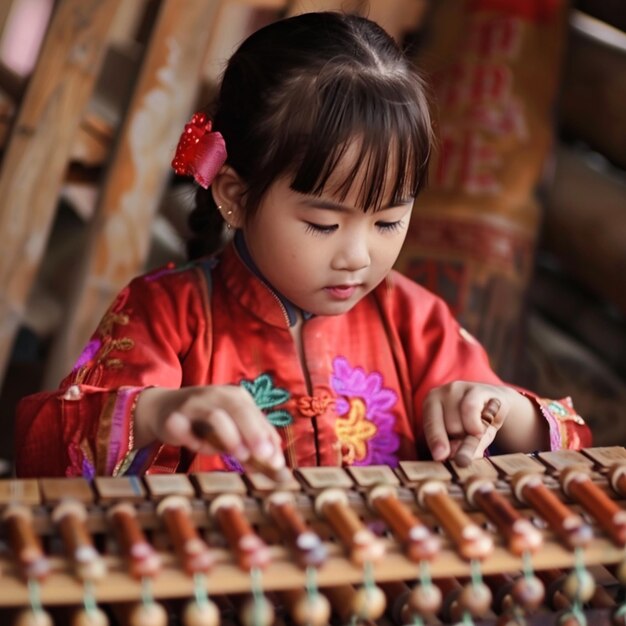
[332,235,371,271]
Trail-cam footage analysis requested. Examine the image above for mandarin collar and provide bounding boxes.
[224,230,312,327]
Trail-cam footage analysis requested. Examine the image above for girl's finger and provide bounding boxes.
[459,388,493,436]
[161,411,197,449]
[454,414,500,467]
[221,394,283,461]
[189,413,247,461]
[422,399,450,461]
[188,406,246,458]
[481,398,502,426]
[453,434,482,467]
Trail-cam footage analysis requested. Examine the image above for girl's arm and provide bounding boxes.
[382,272,591,458]
[15,265,208,478]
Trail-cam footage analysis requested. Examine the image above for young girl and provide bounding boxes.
[15,12,590,479]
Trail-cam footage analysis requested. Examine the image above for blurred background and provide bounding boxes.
[0,0,624,474]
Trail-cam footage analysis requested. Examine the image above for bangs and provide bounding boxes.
[287,72,432,211]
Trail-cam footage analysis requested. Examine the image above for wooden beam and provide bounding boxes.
[0,0,121,384]
[44,0,222,387]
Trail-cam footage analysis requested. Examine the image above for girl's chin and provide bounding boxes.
[308,300,360,317]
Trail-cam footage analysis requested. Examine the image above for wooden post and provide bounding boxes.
[0,0,121,385]
[43,0,221,388]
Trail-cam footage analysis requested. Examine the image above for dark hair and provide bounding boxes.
[187,11,432,259]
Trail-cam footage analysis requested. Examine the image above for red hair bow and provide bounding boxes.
[171,112,227,189]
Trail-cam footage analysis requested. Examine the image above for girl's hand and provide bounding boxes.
[422,382,537,467]
[134,385,286,478]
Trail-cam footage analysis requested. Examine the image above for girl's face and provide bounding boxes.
[242,154,414,317]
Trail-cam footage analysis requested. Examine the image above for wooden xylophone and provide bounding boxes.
[2,446,626,626]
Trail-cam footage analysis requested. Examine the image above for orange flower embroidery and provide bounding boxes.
[335,398,377,464]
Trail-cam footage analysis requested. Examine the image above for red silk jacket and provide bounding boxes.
[15,240,591,478]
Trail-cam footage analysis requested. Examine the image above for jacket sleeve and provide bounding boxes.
[383,272,592,452]
[14,265,211,478]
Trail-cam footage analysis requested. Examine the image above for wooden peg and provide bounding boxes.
[182,599,220,626]
[3,504,51,580]
[608,463,626,498]
[239,594,275,626]
[416,480,493,560]
[352,585,387,621]
[278,587,331,626]
[405,582,443,619]
[12,609,54,626]
[314,488,386,566]
[156,495,214,575]
[126,602,169,626]
[457,579,493,619]
[70,606,110,626]
[108,502,162,579]
[209,494,270,571]
[511,472,593,550]
[325,583,386,623]
[560,466,626,546]
[367,484,440,562]
[561,567,596,604]
[265,491,327,568]
[51,500,107,581]
[509,574,546,612]
[464,476,543,556]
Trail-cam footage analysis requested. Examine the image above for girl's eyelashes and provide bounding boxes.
[304,220,406,235]
[376,220,405,233]
[304,222,339,235]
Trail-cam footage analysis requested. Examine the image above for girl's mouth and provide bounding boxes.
[324,285,359,300]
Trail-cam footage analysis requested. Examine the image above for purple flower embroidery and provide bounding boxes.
[331,356,400,466]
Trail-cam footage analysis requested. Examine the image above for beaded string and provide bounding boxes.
[567,548,589,626]
[512,550,537,622]
[82,580,99,619]
[251,566,265,626]
[522,550,534,582]
[140,576,156,610]
[410,559,435,626]
[193,572,210,609]
[305,564,320,617]
[348,561,376,626]
[27,578,44,617]
[459,559,484,626]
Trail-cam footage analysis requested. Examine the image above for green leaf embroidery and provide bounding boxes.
[266,410,293,427]
[240,373,293,425]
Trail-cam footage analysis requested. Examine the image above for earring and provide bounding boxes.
[218,205,233,230]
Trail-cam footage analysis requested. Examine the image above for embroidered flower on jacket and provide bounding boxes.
[240,373,293,426]
[544,397,585,425]
[221,373,292,470]
[330,356,400,466]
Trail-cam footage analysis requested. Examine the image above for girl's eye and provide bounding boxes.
[376,220,404,233]
[304,222,338,235]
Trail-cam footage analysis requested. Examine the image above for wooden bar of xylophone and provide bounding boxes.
[1,447,626,626]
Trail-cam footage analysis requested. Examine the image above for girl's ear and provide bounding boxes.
[210,165,246,228]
